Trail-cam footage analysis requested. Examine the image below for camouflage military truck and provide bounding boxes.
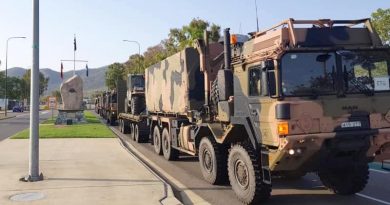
[101,90,118,125]
[118,18,390,204]
[124,74,145,115]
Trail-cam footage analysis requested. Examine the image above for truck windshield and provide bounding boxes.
[281,52,336,96]
[342,50,390,94]
[132,76,145,88]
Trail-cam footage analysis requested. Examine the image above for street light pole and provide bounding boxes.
[5,36,26,117]
[26,0,42,182]
[123,40,141,73]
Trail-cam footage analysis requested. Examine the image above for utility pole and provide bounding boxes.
[23,0,43,182]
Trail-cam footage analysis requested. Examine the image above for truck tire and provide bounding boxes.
[153,126,162,155]
[318,162,369,195]
[131,96,145,115]
[129,123,135,141]
[228,143,271,204]
[134,124,141,143]
[198,137,228,185]
[123,120,130,134]
[124,98,129,114]
[161,128,179,160]
[119,119,124,133]
[131,123,136,141]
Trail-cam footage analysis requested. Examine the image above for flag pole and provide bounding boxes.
[73,34,76,76]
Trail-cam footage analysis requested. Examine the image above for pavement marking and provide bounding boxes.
[16,113,30,118]
[356,193,390,205]
[369,169,389,174]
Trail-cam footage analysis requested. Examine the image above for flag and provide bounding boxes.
[74,36,77,51]
[86,64,89,77]
[61,62,64,79]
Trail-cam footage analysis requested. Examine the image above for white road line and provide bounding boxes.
[356,193,390,205]
[16,113,30,118]
[370,169,389,174]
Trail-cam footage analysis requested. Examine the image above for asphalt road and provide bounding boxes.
[0,110,52,141]
[111,124,390,205]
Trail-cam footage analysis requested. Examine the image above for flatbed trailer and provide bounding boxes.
[118,113,149,143]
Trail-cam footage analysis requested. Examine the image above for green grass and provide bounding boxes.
[11,111,115,139]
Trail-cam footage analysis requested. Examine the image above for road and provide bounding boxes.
[111,124,390,205]
[0,110,51,141]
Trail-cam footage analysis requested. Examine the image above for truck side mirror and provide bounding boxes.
[261,71,269,96]
[260,59,274,70]
[260,59,277,97]
[267,70,277,97]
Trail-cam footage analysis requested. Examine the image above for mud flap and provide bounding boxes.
[261,147,271,184]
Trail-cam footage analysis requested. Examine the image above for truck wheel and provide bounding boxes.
[123,120,130,134]
[228,144,271,204]
[318,163,369,195]
[153,126,162,155]
[161,128,178,160]
[198,137,228,185]
[131,123,136,141]
[119,119,123,133]
[129,123,134,140]
[134,124,141,143]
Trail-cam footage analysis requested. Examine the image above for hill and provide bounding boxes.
[7,66,108,96]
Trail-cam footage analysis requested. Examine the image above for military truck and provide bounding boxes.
[124,74,145,115]
[117,18,390,204]
[101,90,118,125]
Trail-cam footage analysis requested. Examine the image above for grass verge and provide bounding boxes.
[11,111,115,139]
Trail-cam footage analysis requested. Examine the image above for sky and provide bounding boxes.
[0,0,388,72]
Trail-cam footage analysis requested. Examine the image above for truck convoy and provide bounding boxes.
[97,90,118,125]
[114,18,390,204]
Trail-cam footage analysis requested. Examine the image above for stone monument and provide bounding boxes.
[55,75,86,124]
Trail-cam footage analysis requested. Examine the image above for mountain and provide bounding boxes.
[6,67,26,78]
[7,66,109,96]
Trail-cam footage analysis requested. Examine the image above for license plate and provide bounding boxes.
[341,121,362,128]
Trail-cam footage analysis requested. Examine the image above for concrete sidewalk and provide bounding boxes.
[0,138,181,205]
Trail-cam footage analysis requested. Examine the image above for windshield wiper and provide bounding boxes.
[344,68,374,96]
[349,77,374,96]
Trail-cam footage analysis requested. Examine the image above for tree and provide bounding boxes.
[372,8,390,44]
[164,18,221,52]
[124,54,144,75]
[22,69,49,97]
[105,63,126,90]
[51,90,62,103]
[121,18,221,78]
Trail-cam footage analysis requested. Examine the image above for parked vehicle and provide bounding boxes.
[12,105,24,112]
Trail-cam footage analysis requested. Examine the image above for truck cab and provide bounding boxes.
[125,74,145,114]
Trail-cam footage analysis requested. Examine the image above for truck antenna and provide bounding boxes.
[255,0,259,32]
